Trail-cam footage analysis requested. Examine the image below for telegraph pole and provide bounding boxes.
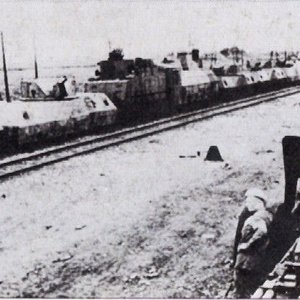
[1,32,11,102]
[33,34,38,79]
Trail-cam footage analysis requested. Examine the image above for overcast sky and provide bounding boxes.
[0,0,300,68]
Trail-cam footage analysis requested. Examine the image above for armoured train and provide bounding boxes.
[83,49,300,122]
[0,48,300,152]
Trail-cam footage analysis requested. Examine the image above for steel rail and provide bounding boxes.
[0,86,299,181]
[0,87,296,166]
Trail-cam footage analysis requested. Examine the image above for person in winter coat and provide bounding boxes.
[232,188,277,298]
[55,76,68,100]
[232,188,267,267]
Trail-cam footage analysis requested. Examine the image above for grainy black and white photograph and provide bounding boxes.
[0,0,300,298]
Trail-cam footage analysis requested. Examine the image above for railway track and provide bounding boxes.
[0,86,299,180]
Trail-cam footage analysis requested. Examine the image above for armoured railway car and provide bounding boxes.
[0,77,117,151]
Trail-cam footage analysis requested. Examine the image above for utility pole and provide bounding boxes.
[33,34,38,79]
[1,32,10,102]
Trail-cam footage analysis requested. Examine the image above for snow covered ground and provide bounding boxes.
[0,94,299,297]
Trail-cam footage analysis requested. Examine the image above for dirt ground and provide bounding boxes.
[0,94,299,298]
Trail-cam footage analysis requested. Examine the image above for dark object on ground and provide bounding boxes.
[75,225,87,231]
[179,155,197,158]
[205,146,224,161]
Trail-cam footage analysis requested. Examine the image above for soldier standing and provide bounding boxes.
[49,76,68,100]
[232,188,276,298]
[232,188,267,267]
